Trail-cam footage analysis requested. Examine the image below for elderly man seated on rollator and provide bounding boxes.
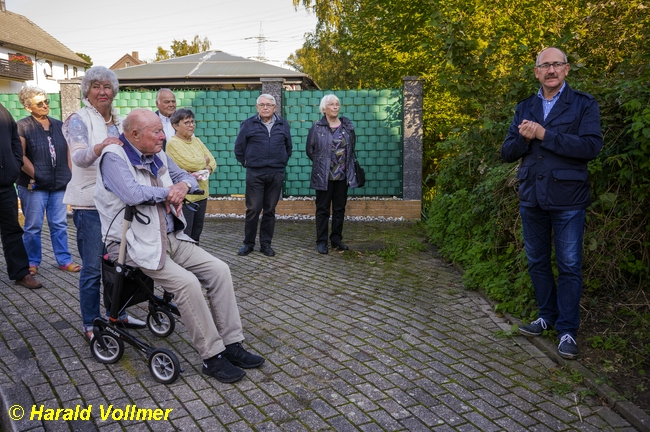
[94,108,264,383]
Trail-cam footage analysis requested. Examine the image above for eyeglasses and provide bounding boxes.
[257,103,275,109]
[35,99,50,108]
[179,120,195,126]
[536,62,567,70]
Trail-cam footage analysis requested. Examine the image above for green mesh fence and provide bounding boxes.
[2,88,403,197]
[283,89,403,197]
[113,89,259,196]
[0,93,62,120]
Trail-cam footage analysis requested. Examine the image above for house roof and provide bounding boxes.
[109,53,145,70]
[114,50,318,89]
[0,10,89,66]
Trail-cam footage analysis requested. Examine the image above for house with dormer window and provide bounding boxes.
[0,0,88,93]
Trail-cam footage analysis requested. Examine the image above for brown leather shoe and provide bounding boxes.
[15,274,43,289]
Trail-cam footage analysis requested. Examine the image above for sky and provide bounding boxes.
[5,0,318,69]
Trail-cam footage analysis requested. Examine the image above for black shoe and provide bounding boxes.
[202,353,246,383]
[317,242,328,254]
[238,244,254,256]
[223,342,265,369]
[260,245,275,257]
[558,334,579,360]
[518,317,549,337]
[331,241,349,251]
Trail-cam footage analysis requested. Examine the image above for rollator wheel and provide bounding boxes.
[149,348,180,384]
[90,331,124,364]
[147,308,175,338]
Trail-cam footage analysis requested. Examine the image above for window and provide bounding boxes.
[43,60,53,78]
[126,61,131,67]
[73,67,78,77]
[64,64,69,79]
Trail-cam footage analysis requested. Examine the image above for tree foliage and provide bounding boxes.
[292,0,650,376]
[76,52,92,67]
[155,35,212,61]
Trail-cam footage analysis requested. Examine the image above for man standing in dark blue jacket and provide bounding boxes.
[501,47,603,360]
[234,94,292,257]
[0,102,42,289]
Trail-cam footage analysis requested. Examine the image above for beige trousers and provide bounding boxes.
[110,233,244,360]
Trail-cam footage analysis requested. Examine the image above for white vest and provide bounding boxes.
[63,105,123,208]
[94,144,191,270]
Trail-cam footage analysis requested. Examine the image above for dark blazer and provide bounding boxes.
[500,84,603,210]
[234,114,292,172]
[0,103,23,188]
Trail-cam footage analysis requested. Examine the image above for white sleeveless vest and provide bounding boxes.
[63,104,123,208]
[94,144,191,270]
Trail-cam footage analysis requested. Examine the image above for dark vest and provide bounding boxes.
[17,116,71,191]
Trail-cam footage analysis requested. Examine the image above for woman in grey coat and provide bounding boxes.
[306,94,360,254]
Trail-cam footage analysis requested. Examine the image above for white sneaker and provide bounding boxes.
[115,315,146,329]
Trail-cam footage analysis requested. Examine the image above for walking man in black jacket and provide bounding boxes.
[234,94,292,257]
[0,102,42,289]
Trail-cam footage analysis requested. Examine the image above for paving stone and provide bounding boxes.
[367,408,405,430]
[0,219,641,431]
[358,422,389,432]
[461,411,502,431]
[212,403,243,425]
[442,382,477,402]
[277,420,309,432]
[309,398,338,419]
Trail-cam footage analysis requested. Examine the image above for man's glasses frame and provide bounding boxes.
[536,62,568,70]
[257,103,276,109]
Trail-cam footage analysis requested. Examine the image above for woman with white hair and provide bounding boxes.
[63,66,145,340]
[306,94,361,254]
[16,85,77,275]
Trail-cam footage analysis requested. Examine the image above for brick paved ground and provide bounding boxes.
[0,217,640,431]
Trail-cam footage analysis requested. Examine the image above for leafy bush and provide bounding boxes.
[425,66,650,374]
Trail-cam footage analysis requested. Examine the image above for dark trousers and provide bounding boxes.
[315,180,348,244]
[243,170,284,247]
[182,198,208,243]
[0,187,30,280]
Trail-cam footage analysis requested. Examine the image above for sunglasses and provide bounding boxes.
[35,99,50,108]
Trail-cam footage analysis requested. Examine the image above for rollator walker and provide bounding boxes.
[90,201,183,384]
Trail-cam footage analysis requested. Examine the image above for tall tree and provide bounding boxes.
[292,0,649,138]
[155,35,212,61]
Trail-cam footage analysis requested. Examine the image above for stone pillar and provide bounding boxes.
[402,77,423,201]
[59,80,82,121]
[260,78,284,116]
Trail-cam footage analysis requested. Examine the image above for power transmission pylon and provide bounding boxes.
[245,22,276,63]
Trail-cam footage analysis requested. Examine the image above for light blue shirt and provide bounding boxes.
[537,82,566,120]
[101,140,197,233]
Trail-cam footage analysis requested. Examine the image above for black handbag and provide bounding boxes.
[354,159,366,188]
[353,148,365,188]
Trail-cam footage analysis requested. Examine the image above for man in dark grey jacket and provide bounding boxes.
[0,102,42,289]
[501,47,603,360]
[234,94,292,257]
